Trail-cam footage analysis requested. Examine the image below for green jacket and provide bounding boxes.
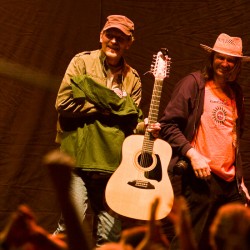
[55,49,143,172]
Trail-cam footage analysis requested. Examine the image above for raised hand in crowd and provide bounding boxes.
[168,196,197,250]
[99,198,169,250]
[43,149,92,250]
[0,204,67,250]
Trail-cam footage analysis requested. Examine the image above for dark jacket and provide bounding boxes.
[159,71,244,185]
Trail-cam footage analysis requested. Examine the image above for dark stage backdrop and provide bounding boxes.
[1,0,250,233]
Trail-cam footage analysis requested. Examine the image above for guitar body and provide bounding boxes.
[105,134,174,220]
[106,49,173,220]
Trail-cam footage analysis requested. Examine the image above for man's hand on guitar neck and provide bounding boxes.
[144,118,161,138]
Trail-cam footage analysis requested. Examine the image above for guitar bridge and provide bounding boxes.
[127,180,155,189]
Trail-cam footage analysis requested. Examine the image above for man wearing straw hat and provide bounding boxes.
[159,33,250,249]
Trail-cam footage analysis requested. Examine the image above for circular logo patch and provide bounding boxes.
[212,106,227,124]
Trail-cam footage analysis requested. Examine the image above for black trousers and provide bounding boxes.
[170,168,245,250]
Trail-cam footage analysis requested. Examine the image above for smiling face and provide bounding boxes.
[212,52,240,82]
[100,28,132,66]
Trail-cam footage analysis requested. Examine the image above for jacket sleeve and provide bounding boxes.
[55,55,98,118]
[159,74,199,156]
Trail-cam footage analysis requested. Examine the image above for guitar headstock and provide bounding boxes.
[150,48,171,80]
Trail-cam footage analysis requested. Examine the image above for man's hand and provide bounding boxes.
[144,118,161,138]
[186,148,211,179]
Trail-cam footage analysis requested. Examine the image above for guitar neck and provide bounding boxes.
[142,78,163,153]
[142,48,170,154]
[147,78,163,124]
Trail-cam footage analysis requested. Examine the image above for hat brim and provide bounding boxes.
[200,44,250,62]
[103,24,132,36]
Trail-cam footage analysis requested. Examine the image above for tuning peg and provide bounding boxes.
[160,48,168,56]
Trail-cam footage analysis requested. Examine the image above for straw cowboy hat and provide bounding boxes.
[200,33,250,61]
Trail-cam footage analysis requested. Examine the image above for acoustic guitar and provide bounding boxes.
[105,48,173,220]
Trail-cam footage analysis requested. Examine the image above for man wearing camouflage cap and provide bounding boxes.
[54,15,145,246]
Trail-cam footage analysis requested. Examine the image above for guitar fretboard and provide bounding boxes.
[142,78,164,154]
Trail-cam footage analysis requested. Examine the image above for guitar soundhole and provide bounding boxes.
[138,152,153,168]
[134,152,162,182]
